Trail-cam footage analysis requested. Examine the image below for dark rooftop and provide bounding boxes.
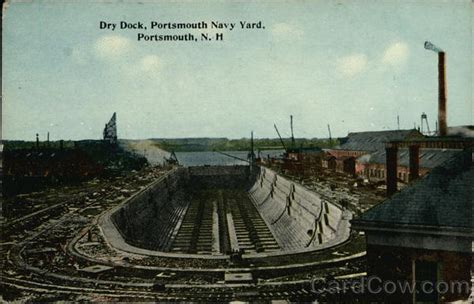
[357,148,462,169]
[352,150,473,230]
[336,129,424,152]
[447,125,474,138]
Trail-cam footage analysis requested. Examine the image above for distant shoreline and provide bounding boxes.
[3,138,338,153]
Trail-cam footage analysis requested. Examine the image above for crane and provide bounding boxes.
[274,123,287,152]
[214,150,249,163]
[421,112,431,135]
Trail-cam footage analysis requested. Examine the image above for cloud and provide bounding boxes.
[95,35,131,59]
[336,54,368,77]
[382,42,409,65]
[139,55,161,73]
[271,22,304,41]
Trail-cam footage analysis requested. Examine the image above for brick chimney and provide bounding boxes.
[409,145,420,182]
[438,52,447,136]
[424,41,447,137]
[386,145,398,196]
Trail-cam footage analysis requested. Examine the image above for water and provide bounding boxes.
[124,140,284,167]
[175,150,284,167]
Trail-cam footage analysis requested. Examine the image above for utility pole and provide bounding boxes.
[249,131,255,174]
[327,124,332,141]
[250,131,255,162]
[290,115,295,148]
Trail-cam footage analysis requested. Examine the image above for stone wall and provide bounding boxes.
[187,165,253,190]
[111,168,189,251]
[249,167,344,251]
[111,166,253,251]
[110,165,347,254]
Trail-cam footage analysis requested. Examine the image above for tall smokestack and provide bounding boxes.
[437,52,447,136]
[409,145,420,182]
[424,41,447,136]
[386,145,398,197]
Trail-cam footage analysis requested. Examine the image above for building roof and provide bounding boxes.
[287,146,322,153]
[357,148,462,169]
[336,129,424,152]
[447,125,474,138]
[352,150,473,230]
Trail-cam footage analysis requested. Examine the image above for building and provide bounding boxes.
[321,153,336,170]
[357,148,462,183]
[335,156,356,176]
[330,129,424,157]
[280,146,323,176]
[351,149,473,303]
[3,147,103,195]
[447,125,474,138]
[327,129,424,175]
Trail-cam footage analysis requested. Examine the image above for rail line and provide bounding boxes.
[2,166,366,301]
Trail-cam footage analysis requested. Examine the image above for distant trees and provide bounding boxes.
[151,138,339,152]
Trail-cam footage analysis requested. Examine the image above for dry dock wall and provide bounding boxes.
[187,165,253,189]
[109,165,348,255]
[249,167,344,251]
[111,168,189,251]
[111,166,253,252]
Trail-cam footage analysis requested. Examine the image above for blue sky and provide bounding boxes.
[3,0,472,140]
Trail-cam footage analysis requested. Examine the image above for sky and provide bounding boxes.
[2,0,473,140]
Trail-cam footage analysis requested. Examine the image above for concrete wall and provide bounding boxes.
[111,168,189,251]
[249,167,344,251]
[187,165,253,189]
[111,165,347,255]
[111,166,253,251]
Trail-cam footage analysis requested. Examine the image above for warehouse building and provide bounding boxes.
[351,149,473,303]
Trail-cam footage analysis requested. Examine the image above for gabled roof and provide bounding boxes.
[357,148,462,169]
[336,129,424,152]
[352,150,473,230]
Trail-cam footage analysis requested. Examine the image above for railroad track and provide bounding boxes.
[2,166,366,302]
[170,192,215,253]
[226,190,280,253]
[1,273,318,301]
[2,169,178,294]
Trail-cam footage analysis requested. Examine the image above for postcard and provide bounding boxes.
[1,0,473,302]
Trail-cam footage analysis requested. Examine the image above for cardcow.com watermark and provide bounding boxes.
[310,276,471,296]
